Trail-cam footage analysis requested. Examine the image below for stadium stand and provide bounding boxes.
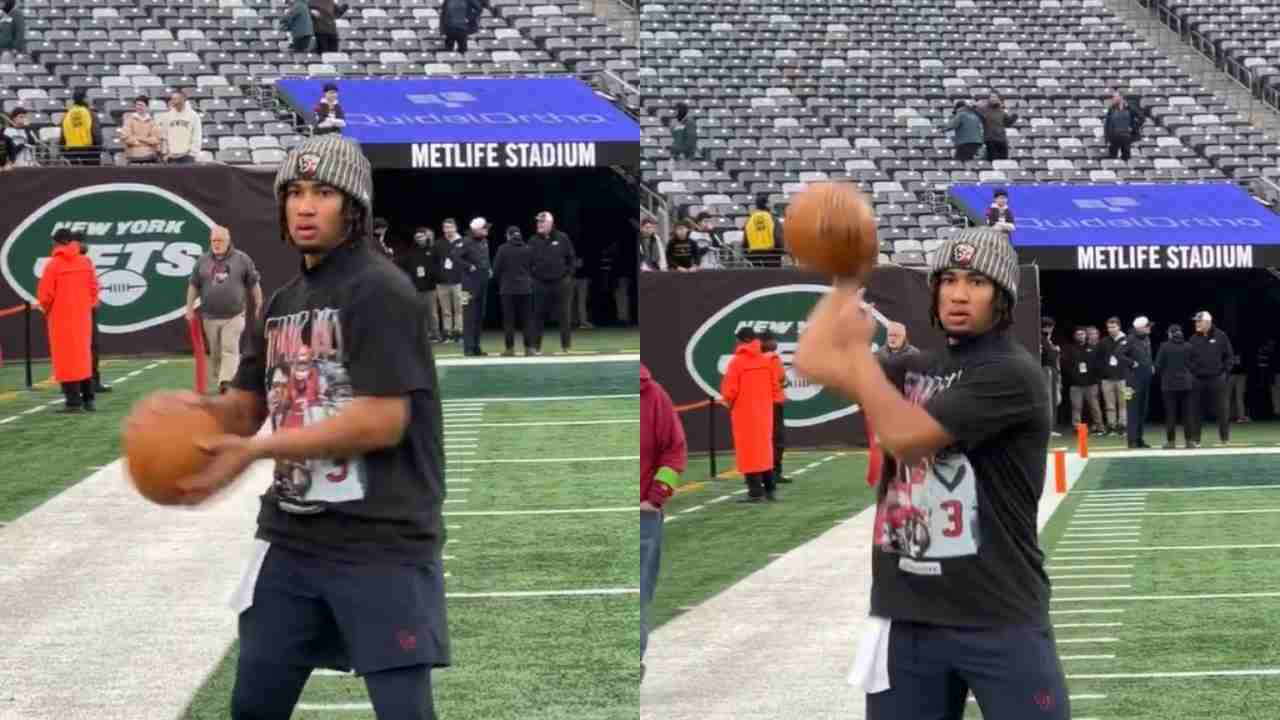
[0,0,639,167]
[638,0,1280,267]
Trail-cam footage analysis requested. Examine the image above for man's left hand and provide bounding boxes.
[173,434,263,505]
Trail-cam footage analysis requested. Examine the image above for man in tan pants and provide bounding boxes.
[186,225,262,393]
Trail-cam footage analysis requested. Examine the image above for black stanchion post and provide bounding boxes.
[708,395,717,478]
[24,302,33,389]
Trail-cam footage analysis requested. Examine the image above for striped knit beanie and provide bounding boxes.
[930,227,1019,301]
[274,134,373,240]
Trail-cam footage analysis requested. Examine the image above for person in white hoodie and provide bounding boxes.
[158,89,202,164]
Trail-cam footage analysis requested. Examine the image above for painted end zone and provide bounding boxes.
[1039,452,1089,533]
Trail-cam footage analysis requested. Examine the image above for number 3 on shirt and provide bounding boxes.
[940,499,964,538]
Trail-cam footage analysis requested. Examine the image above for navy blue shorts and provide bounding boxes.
[239,544,450,675]
[867,621,1070,720]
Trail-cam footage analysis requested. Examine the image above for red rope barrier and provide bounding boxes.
[188,313,208,394]
[0,304,27,319]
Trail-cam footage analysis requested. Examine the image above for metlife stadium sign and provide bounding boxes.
[275,78,639,170]
[950,183,1280,270]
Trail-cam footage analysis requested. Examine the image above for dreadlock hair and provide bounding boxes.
[928,272,1015,334]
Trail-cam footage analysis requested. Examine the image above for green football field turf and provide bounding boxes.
[655,440,1280,719]
[0,350,639,719]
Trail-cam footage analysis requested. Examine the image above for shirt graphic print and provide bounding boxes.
[873,369,981,564]
[263,307,364,514]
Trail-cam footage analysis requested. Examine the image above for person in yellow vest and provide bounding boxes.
[745,194,782,267]
[60,88,101,166]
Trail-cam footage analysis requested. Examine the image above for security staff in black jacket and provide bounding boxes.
[1114,316,1154,448]
[459,217,492,357]
[529,211,577,354]
[394,227,443,344]
[434,221,466,342]
[492,226,534,356]
[1155,324,1194,448]
[1187,310,1234,445]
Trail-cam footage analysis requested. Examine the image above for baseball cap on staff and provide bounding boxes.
[1192,310,1212,323]
[1133,316,1151,329]
[469,217,490,232]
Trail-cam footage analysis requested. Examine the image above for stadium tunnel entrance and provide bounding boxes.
[371,166,639,330]
[1039,267,1280,424]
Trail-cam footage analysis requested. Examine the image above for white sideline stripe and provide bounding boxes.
[443,500,468,505]
[447,451,476,456]
[1054,584,1132,590]
[445,418,640,428]
[1067,669,1280,680]
[446,524,462,530]
[0,416,17,424]
[1051,609,1126,615]
[1063,532,1142,539]
[1048,565,1135,571]
[1069,519,1148,525]
[444,507,633,516]
[1078,508,1280,518]
[1062,654,1116,660]
[1055,591,1280,603]
[442,393,639,403]
[1078,485,1280,494]
[448,588,638,598]
[1056,637,1120,644]
[1052,555,1142,560]
[1058,540,1141,545]
[680,504,707,515]
[1050,574,1133,580]
[1060,544,1280,553]
[1055,622,1124,629]
[449,479,471,485]
[297,702,371,710]
[21,406,44,415]
[450,455,638,464]
[449,489,469,494]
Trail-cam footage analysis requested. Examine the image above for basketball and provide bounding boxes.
[123,405,224,506]
[783,182,880,279]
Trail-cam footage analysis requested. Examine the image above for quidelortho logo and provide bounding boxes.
[1,184,215,334]
[1072,197,1139,213]
[685,284,890,428]
[405,91,477,109]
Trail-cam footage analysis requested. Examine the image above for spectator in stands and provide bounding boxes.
[666,221,698,271]
[159,89,202,165]
[1104,93,1139,162]
[572,252,593,330]
[759,329,790,484]
[976,94,1017,161]
[3,107,38,168]
[71,231,110,394]
[37,229,98,413]
[372,217,395,258]
[1098,316,1128,436]
[308,0,347,54]
[435,218,465,343]
[1155,323,1193,449]
[876,321,920,361]
[1229,349,1249,423]
[1063,326,1105,435]
[640,363,686,679]
[440,0,473,53]
[1041,316,1063,436]
[120,95,164,165]
[721,326,779,503]
[1187,310,1233,446]
[394,227,442,348]
[691,212,725,269]
[466,0,492,33]
[459,217,492,357]
[985,190,1015,234]
[61,88,101,166]
[670,101,697,166]
[1114,316,1154,449]
[744,194,782,267]
[279,0,315,52]
[529,210,576,354]
[493,225,534,356]
[639,216,665,272]
[0,0,26,58]
[186,226,262,394]
[312,82,346,136]
[1258,338,1279,418]
[943,99,985,161]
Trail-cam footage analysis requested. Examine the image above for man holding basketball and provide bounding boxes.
[125,134,447,719]
[795,229,1066,720]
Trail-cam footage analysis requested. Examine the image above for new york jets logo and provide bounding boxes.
[1,183,216,333]
[684,284,891,428]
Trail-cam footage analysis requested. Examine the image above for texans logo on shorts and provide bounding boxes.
[298,153,321,178]
[951,242,976,267]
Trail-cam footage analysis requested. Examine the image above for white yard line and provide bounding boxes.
[1063,532,1143,539]
[449,455,638,464]
[0,416,18,424]
[1050,574,1133,580]
[1052,555,1143,561]
[1061,654,1116,660]
[1076,508,1280,518]
[1051,608,1126,615]
[296,702,371,710]
[444,507,633,517]
[1055,591,1280,603]
[1056,637,1120,644]
[679,504,707,515]
[1054,622,1124,629]
[1054,584,1132,591]
[1059,544,1280,553]
[445,418,639,428]
[441,393,639,403]
[448,588,638,599]
[1057,540,1142,546]
[443,500,468,505]
[1067,668,1280,680]
[1048,564,1136,570]
[1076,484,1280,494]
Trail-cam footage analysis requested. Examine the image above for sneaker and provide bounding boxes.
[582,321,594,329]
[1162,442,1176,449]
[502,349,516,357]
[1187,442,1201,449]
[84,402,96,412]
[776,477,794,484]
[94,384,113,393]
[1051,431,1063,438]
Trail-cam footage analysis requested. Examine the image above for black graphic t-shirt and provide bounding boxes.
[234,244,445,566]
[872,331,1051,627]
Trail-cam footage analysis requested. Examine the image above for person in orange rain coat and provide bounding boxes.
[759,329,791,484]
[36,228,100,413]
[721,326,781,502]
